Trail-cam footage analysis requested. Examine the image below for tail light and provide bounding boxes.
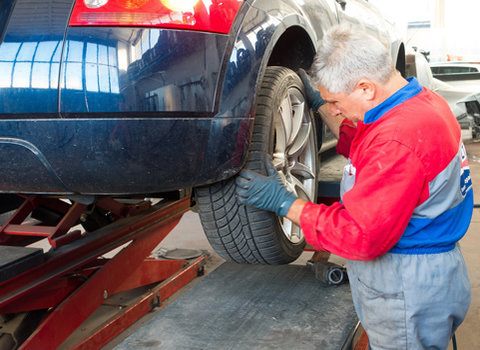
[69,0,243,34]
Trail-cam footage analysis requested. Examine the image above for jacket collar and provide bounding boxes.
[364,77,423,124]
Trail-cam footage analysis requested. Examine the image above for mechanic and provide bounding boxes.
[236,24,472,349]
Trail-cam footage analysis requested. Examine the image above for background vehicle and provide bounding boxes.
[429,61,480,90]
[407,52,480,136]
[0,0,405,264]
[456,93,480,138]
[430,61,480,78]
[407,52,475,106]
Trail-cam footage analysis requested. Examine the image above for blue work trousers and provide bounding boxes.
[346,244,471,350]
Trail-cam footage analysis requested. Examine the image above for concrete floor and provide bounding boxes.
[154,137,480,349]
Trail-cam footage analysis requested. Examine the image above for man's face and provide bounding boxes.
[318,83,370,123]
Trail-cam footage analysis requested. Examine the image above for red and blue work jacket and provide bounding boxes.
[300,77,474,260]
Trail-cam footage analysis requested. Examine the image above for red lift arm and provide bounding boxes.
[0,195,207,349]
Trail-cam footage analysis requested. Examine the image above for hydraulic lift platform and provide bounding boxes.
[0,154,367,349]
[0,195,209,349]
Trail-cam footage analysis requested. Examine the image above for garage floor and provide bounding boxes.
[110,138,480,349]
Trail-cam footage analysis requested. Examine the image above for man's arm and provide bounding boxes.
[299,141,427,260]
[236,141,426,261]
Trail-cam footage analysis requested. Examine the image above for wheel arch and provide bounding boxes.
[211,5,321,178]
[267,25,317,72]
[244,23,320,166]
[215,8,319,117]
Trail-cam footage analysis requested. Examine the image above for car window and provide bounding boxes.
[453,67,470,73]
[432,66,476,74]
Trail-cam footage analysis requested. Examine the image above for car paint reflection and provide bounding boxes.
[60,28,226,114]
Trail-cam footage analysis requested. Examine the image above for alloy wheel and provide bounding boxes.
[272,87,317,243]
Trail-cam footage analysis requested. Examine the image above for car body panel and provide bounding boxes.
[0,117,249,194]
[59,28,228,114]
[216,0,336,119]
[0,0,404,195]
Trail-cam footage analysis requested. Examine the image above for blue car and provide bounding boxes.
[0,0,405,264]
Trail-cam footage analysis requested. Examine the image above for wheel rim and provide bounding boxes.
[272,86,317,244]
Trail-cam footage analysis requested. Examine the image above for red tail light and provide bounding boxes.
[69,0,243,34]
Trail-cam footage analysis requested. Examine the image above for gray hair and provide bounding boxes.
[310,24,394,94]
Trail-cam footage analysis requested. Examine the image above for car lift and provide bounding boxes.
[0,194,208,349]
[0,172,369,349]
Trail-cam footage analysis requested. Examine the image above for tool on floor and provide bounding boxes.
[307,260,348,286]
[306,251,348,286]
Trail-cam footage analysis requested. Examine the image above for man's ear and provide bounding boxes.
[355,79,376,101]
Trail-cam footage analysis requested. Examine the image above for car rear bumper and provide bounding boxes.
[0,116,251,195]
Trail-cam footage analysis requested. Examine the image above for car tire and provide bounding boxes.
[195,66,319,264]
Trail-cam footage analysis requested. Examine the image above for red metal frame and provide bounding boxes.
[72,256,206,350]
[0,195,153,248]
[354,330,369,350]
[0,195,207,349]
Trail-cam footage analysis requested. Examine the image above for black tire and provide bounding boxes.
[195,66,318,264]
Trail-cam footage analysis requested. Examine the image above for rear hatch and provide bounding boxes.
[0,0,73,193]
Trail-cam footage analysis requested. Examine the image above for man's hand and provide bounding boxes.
[298,68,326,112]
[236,158,298,217]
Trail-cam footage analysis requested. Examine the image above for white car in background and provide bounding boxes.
[407,53,476,106]
[430,61,480,76]
[407,52,480,137]
[430,61,480,91]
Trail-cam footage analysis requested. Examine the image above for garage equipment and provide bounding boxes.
[0,195,207,349]
[307,259,348,286]
[0,154,368,349]
[112,156,367,349]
